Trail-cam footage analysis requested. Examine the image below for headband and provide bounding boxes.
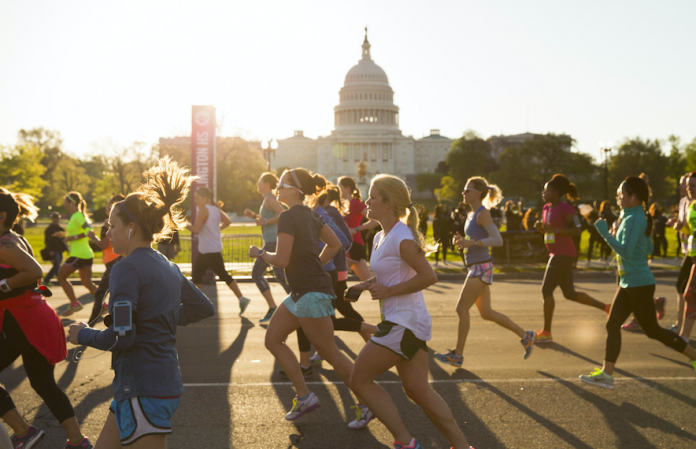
[119,202,148,234]
[65,195,77,204]
[488,186,493,190]
[289,170,305,195]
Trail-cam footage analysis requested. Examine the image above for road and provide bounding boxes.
[2,276,696,448]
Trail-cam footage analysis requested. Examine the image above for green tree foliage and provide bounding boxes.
[490,133,600,201]
[442,130,499,201]
[216,137,267,211]
[416,172,444,198]
[51,157,91,203]
[608,137,669,202]
[434,175,461,202]
[684,137,696,173]
[18,128,65,207]
[0,144,48,199]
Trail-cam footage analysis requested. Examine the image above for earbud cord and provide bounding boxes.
[74,335,119,361]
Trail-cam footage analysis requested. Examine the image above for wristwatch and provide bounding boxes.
[257,248,266,257]
[0,279,10,293]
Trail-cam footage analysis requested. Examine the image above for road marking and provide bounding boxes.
[184,376,695,388]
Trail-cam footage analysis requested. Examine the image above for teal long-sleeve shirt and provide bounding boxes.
[595,206,655,288]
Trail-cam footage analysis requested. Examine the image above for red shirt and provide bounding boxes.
[343,198,366,246]
[542,202,577,257]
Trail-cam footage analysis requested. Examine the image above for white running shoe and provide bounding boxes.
[309,352,323,364]
[348,404,375,429]
[284,392,320,421]
[579,368,614,390]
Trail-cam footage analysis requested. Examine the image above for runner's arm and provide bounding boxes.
[318,224,341,265]
[595,215,640,259]
[219,209,232,231]
[0,238,42,288]
[178,277,215,326]
[187,206,209,234]
[368,240,436,299]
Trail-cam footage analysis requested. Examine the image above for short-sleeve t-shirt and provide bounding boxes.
[277,205,334,297]
[67,211,94,259]
[343,198,367,246]
[370,221,432,341]
[542,202,577,257]
[100,225,119,264]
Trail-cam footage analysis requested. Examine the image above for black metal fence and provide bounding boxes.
[173,234,264,273]
[492,231,548,265]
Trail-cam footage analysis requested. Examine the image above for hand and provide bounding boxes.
[350,227,359,235]
[243,209,255,219]
[542,223,555,233]
[534,220,543,232]
[452,232,464,249]
[255,216,264,226]
[248,245,261,258]
[367,282,391,300]
[68,322,88,344]
[87,230,96,239]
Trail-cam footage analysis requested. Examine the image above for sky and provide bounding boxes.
[1,0,694,162]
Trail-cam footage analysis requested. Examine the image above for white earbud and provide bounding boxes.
[128,228,133,237]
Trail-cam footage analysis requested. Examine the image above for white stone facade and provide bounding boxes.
[274,31,452,186]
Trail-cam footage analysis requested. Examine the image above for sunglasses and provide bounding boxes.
[278,182,297,190]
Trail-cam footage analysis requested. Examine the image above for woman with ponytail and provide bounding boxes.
[58,191,98,316]
[249,168,368,423]
[188,186,251,315]
[68,157,215,448]
[580,176,696,389]
[0,190,93,448]
[434,177,536,368]
[534,174,609,343]
[348,175,473,449]
[338,176,379,280]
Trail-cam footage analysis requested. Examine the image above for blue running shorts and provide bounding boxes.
[109,396,180,445]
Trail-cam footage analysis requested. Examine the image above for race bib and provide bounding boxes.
[616,255,625,277]
[544,232,556,245]
[379,299,385,322]
[689,235,696,256]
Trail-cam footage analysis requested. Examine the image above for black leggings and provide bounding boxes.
[88,257,121,325]
[605,285,687,363]
[192,252,233,285]
[541,255,578,300]
[297,270,365,352]
[652,235,668,257]
[676,255,693,295]
[0,312,75,422]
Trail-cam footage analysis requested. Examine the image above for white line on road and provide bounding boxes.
[184,376,695,388]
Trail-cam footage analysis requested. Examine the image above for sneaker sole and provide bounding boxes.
[579,376,614,390]
[25,430,46,449]
[348,414,376,430]
[285,402,321,421]
[534,339,553,344]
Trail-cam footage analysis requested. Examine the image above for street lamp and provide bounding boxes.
[261,139,278,171]
[598,140,614,200]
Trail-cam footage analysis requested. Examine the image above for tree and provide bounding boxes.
[17,128,65,207]
[0,144,48,199]
[355,161,368,183]
[608,137,670,202]
[51,157,91,202]
[489,133,600,202]
[445,131,498,196]
[216,137,267,211]
[434,176,461,202]
[416,172,444,198]
[684,137,696,173]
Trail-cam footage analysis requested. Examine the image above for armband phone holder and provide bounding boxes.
[345,287,362,301]
[112,301,133,337]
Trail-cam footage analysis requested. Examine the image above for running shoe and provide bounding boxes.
[348,404,375,430]
[10,425,44,449]
[65,436,94,448]
[521,330,535,359]
[259,307,276,323]
[279,365,313,379]
[579,368,614,390]
[238,296,251,316]
[309,352,323,364]
[393,439,423,449]
[691,360,696,372]
[62,302,83,317]
[621,319,641,330]
[434,349,463,367]
[654,297,666,320]
[535,330,553,343]
[284,392,320,421]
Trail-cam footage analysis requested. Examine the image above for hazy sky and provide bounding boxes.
[1,1,694,161]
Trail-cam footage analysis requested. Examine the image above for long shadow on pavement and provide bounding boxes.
[427,351,507,449]
[536,342,696,409]
[538,371,696,447]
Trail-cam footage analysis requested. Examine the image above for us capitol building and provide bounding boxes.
[273,31,453,188]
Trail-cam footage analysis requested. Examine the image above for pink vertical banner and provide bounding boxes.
[191,105,216,265]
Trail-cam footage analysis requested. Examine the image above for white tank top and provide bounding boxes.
[198,204,223,254]
[369,221,432,341]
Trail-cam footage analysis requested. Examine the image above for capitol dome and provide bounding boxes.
[334,29,400,131]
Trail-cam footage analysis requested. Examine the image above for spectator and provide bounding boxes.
[586,210,603,263]
[43,212,68,285]
[433,204,452,265]
[504,200,523,231]
[599,201,617,260]
[523,207,539,231]
[650,203,668,258]
[418,204,429,239]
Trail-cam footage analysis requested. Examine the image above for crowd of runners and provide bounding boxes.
[0,157,695,449]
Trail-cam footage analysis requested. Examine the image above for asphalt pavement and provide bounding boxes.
[2,276,696,448]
